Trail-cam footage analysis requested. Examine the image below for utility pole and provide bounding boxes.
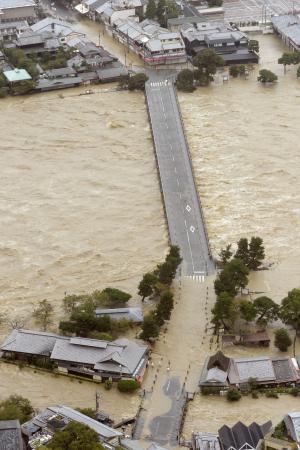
[95,391,101,413]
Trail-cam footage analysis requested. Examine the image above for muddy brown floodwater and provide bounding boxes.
[180,34,300,302]
[0,88,168,327]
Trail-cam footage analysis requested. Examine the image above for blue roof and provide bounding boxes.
[4,68,31,82]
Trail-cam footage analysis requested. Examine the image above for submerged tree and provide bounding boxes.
[33,299,54,331]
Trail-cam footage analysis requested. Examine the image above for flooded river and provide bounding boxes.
[0,28,299,420]
[180,34,300,302]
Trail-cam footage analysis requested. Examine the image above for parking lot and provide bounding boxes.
[223,0,300,23]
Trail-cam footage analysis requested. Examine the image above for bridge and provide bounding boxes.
[145,77,215,277]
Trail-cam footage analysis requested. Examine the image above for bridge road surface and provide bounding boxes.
[145,78,215,277]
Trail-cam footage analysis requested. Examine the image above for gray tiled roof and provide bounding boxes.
[272,14,300,46]
[232,357,275,383]
[1,329,68,356]
[0,420,23,450]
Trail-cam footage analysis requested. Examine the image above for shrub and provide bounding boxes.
[226,389,241,401]
[274,328,292,352]
[105,379,113,390]
[117,379,140,393]
[290,387,300,397]
[251,391,259,399]
[265,391,279,398]
[176,69,194,92]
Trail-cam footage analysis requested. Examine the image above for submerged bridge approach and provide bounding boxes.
[145,78,215,277]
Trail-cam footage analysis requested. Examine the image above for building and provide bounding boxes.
[112,18,187,65]
[284,412,300,444]
[31,18,86,42]
[272,15,300,52]
[95,307,143,323]
[0,0,36,23]
[218,421,272,450]
[0,329,148,381]
[0,420,25,450]
[3,67,31,83]
[199,351,300,392]
[21,405,122,449]
[192,432,221,450]
[0,19,27,41]
[240,332,270,347]
[45,67,76,79]
[180,20,258,64]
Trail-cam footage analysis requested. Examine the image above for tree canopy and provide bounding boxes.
[211,292,236,332]
[0,395,34,423]
[33,299,54,331]
[193,49,224,85]
[280,289,300,334]
[176,69,194,92]
[257,69,278,83]
[46,421,105,450]
[214,258,249,297]
[274,328,292,352]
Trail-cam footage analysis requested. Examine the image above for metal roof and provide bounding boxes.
[218,421,272,450]
[284,412,300,443]
[0,0,34,8]
[272,15,300,46]
[95,307,143,323]
[3,68,31,82]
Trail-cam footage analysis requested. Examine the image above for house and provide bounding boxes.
[45,67,76,79]
[240,332,270,347]
[13,29,61,55]
[31,18,85,42]
[22,405,122,449]
[0,329,148,381]
[180,21,258,64]
[0,0,36,23]
[0,19,28,41]
[199,351,300,392]
[0,420,25,450]
[284,412,300,444]
[3,67,31,83]
[192,432,221,450]
[272,15,300,52]
[218,421,272,450]
[113,18,187,65]
[95,307,143,323]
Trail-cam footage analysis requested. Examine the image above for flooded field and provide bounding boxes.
[0,88,168,331]
[180,34,300,302]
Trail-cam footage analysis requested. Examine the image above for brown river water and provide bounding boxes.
[0,29,299,423]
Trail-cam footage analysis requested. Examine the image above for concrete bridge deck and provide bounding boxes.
[145,78,215,276]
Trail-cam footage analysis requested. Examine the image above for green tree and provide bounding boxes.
[229,65,240,78]
[117,379,140,392]
[128,73,148,91]
[145,0,157,18]
[207,0,222,5]
[274,328,292,352]
[176,69,194,92]
[157,0,178,26]
[0,395,34,423]
[101,288,131,305]
[140,312,160,340]
[280,289,300,355]
[235,238,249,267]
[218,244,233,266]
[239,300,257,322]
[76,408,97,420]
[11,79,36,95]
[193,49,224,85]
[248,39,259,53]
[253,296,279,325]
[156,290,174,323]
[211,292,236,332]
[33,299,54,331]
[238,64,246,76]
[214,258,249,297]
[248,236,265,270]
[47,421,104,450]
[138,272,157,301]
[278,52,300,73]
[257,69,278,83]
[226,388,241,401]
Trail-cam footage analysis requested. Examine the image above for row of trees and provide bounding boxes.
[119,73,149,91]
[219,237,265,270]
[176,49,225,92]
[145,0,178,27]
[139,245,182,340]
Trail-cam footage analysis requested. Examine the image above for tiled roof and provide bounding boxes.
[0,420,23,450]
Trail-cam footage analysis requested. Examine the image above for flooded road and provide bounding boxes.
[180,34,300,302]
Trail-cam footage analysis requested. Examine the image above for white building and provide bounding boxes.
[0,0,36,23]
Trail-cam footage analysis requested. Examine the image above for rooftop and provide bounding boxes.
[95,307,143,323]
[0,0,34,8]
[3,68,32,82]
[0,420,24,450]
[272,14,300,46]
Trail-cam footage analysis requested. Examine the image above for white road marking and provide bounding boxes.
[177,178,179,186]
[190,225,195,233]
[174,167,177,174]
[186,204,191,212]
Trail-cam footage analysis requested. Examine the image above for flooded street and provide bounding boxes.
[180,34,300,302]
